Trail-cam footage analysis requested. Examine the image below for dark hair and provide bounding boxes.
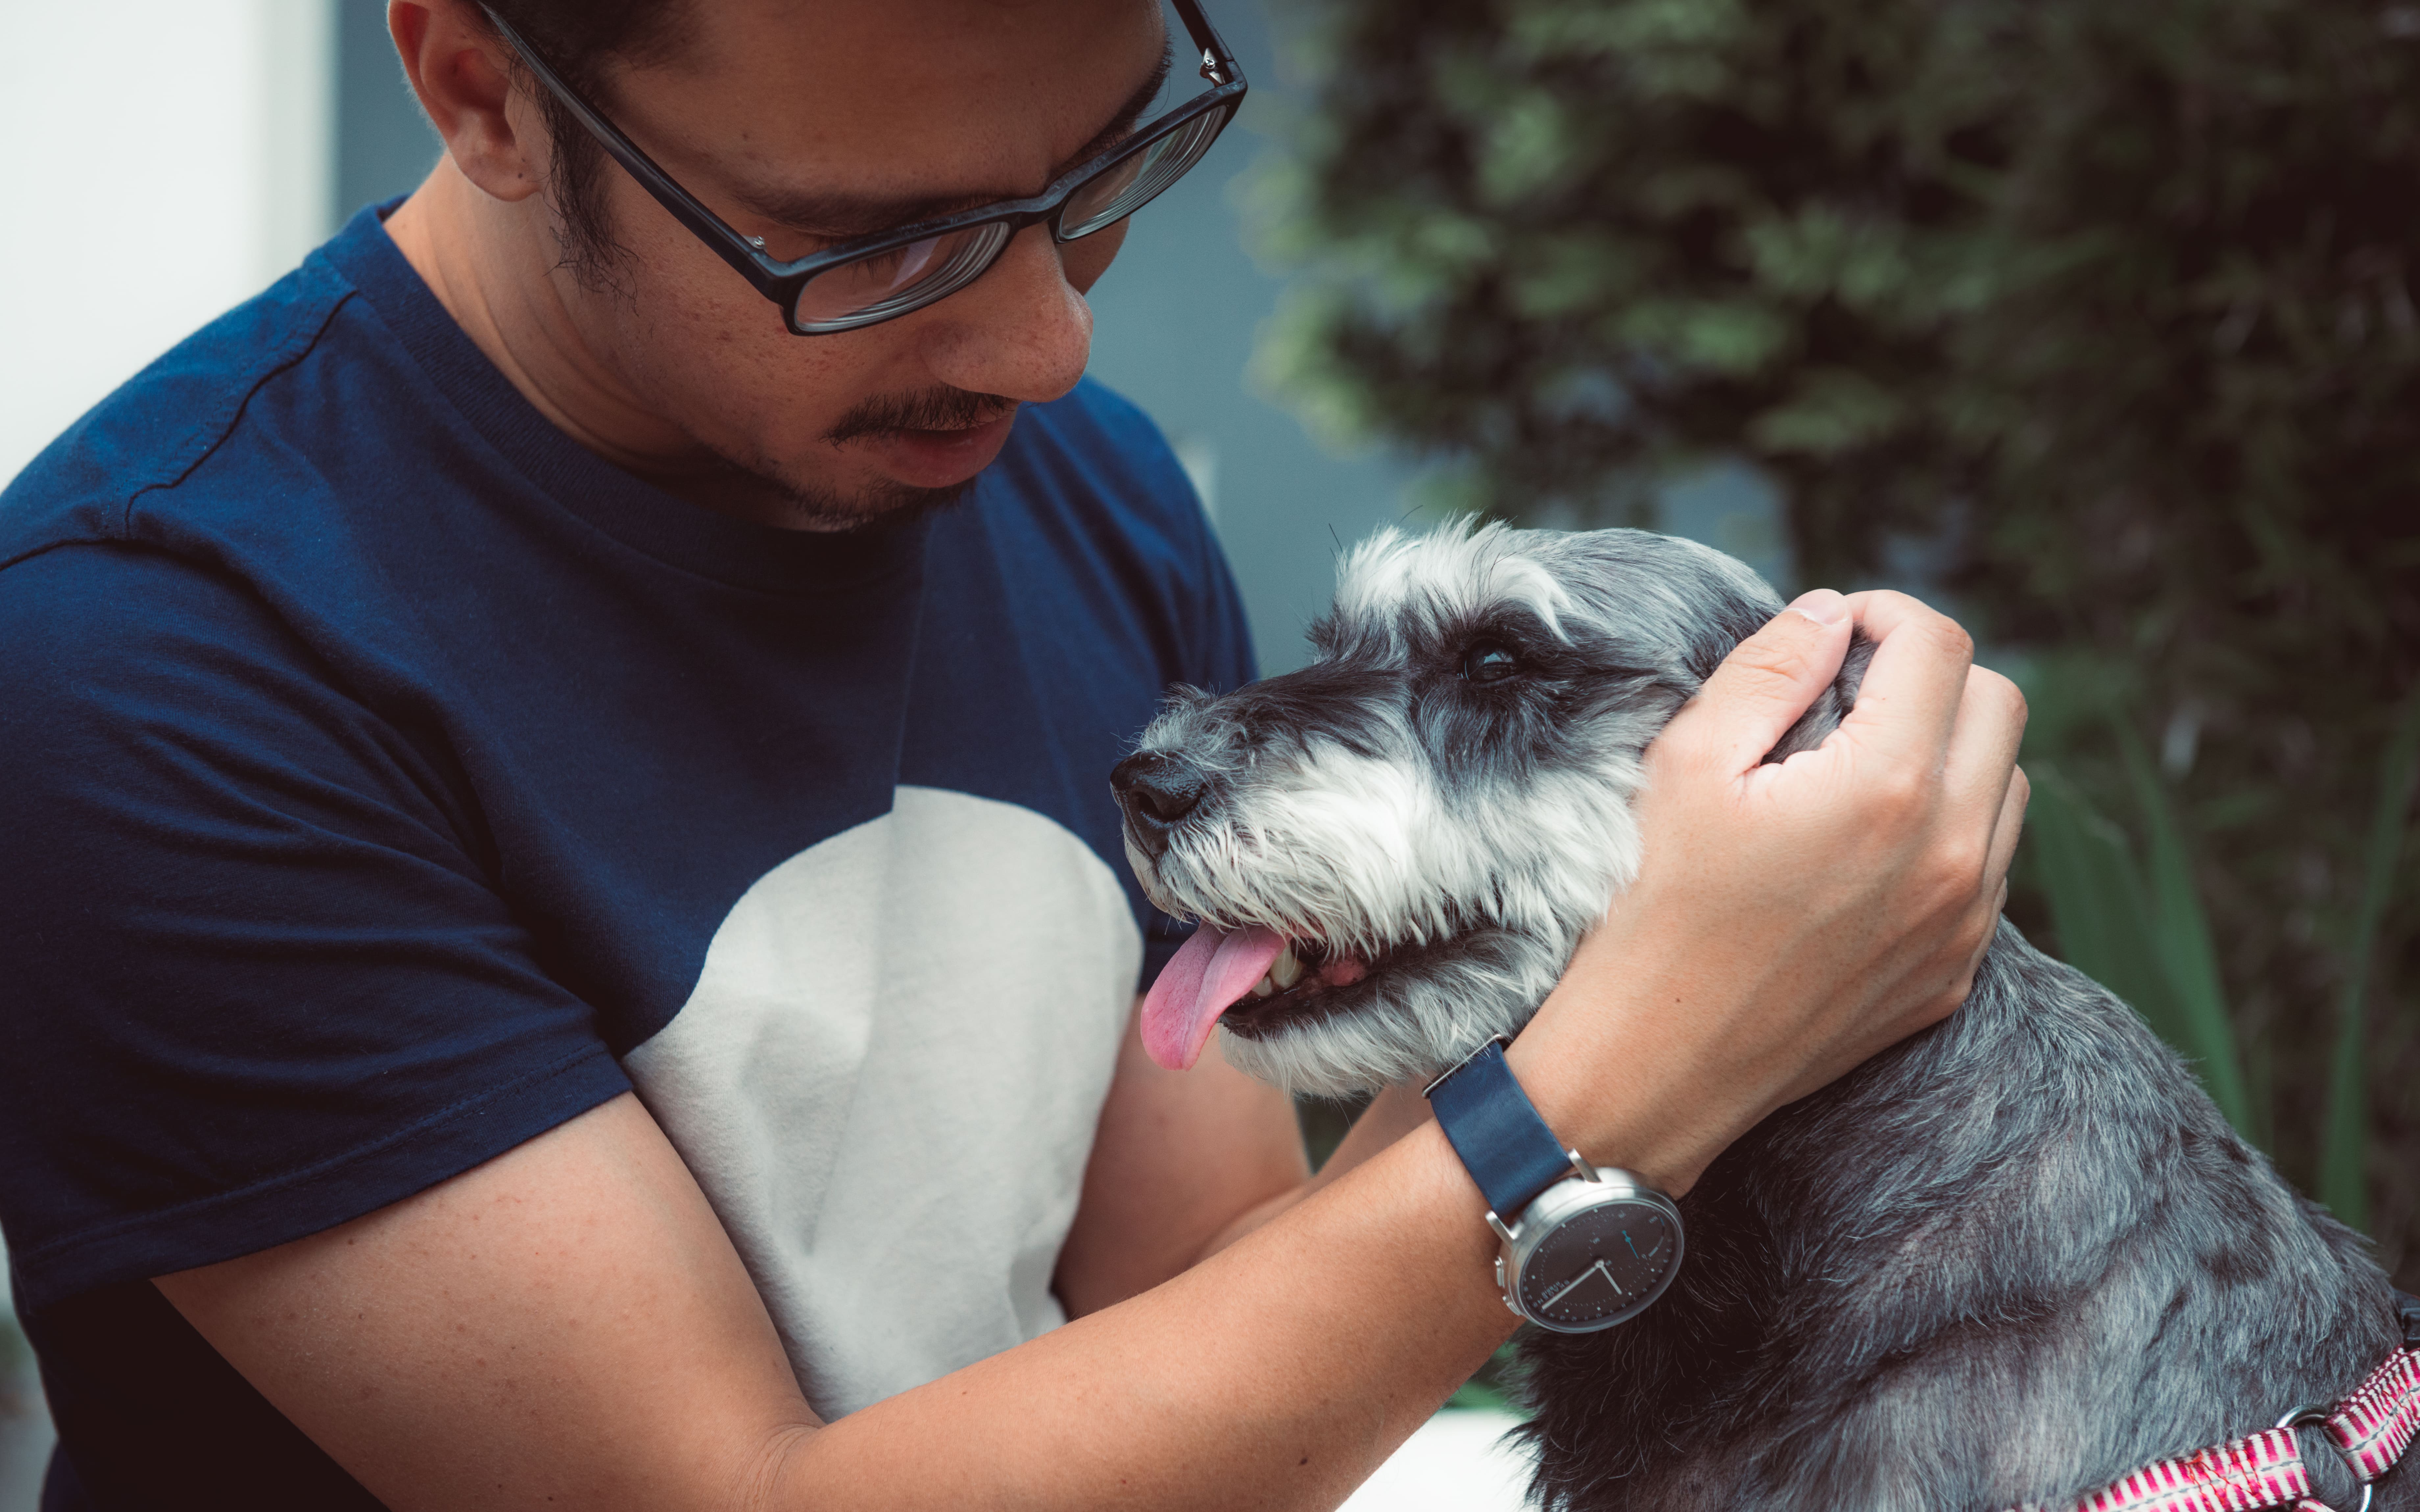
[471,0,692,276]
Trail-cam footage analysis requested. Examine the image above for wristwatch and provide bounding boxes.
[1422,1037,1684,1333]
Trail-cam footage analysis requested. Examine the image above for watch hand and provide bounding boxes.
[1624,1229,1669,1262]
[1541,1259,1626,1309]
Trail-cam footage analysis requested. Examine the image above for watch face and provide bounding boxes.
[1515,1199,1678,1330]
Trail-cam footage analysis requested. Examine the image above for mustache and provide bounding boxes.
[825,387,1017,445]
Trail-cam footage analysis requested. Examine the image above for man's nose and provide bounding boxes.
[1111,750,1207,856]
[917,222,1092,405]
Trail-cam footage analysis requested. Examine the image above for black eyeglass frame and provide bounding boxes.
[480,1,1247,335]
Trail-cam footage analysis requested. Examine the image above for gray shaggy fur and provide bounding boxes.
[1116,523,2410,1511]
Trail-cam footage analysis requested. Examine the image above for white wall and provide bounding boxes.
[0,0,334,488]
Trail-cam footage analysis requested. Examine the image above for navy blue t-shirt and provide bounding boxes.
[0,205,1252,1506]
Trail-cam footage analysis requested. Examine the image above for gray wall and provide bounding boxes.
[1077,6,1430,672]
[336,0,443,225]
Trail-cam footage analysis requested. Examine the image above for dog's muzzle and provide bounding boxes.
[1110,749,1206,858]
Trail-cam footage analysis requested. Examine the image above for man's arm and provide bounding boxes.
[1054,1002,1311,1317]
[1056,1004,1439,1317]
[158,590,2028,1511]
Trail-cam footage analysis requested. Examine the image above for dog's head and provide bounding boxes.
[1114,522,1859,1098]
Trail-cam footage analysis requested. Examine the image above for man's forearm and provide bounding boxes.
[167,1087,1524,1512]
[1192,1083,1436,1264]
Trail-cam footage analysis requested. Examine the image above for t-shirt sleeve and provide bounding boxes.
[0,543,630,1315]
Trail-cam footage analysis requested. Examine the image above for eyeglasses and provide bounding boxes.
[480,2,1247,335]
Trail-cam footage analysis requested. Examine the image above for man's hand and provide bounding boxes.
[1512,587,2027,1194]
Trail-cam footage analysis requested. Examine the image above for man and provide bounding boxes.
[0,0,2026,1505]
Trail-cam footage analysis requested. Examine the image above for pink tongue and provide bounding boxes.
[1141,924,1285,1070]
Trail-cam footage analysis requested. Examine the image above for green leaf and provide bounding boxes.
[1745,369,1908,456]
[1445,1378,1517,1413]
[2027,770,2191,1045]
[1479,91,1579,205]
[2024,764,2252,1140]
[2113,726,2254,1138]
[1443,1340,1524,1413]
[2317,694,2420,1231]
[1609,298,1792,377]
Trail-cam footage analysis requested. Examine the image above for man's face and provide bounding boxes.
[524,0,1166,527]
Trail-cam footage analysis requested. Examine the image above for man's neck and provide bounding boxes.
[380,161,975,535]
[384,163,717,484]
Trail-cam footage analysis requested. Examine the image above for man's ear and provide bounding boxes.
[388,0,547,204]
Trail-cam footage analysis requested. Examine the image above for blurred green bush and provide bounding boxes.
[1260,0,2420,1279]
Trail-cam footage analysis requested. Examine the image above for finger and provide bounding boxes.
[1983,765,2030,890]
[1664,588,1854,775]
[1941,877,2006,1024]
[1979,875,2010,971]
[1941,664,2029,821]
[1834,590,1975,773]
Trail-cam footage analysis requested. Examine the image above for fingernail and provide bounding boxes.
[1788,588,1848,626]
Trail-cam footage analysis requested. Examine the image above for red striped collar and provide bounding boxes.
[2016,1344,2420,1512]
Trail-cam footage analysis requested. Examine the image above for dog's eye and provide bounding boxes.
[1462,642,1520,684]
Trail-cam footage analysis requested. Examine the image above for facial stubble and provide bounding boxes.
[685,385,1020,532]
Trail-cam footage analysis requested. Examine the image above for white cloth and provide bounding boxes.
[625,786,1141,1418]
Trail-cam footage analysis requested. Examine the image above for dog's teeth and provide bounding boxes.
[1250,974,1277,999]
[1269,942,1304,990]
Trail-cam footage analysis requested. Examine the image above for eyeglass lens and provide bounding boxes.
[1058,105,1232,240]
[790,99,1234,332]
[791,221,1015,331]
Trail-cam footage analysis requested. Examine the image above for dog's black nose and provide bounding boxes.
[1111,751,1206,847]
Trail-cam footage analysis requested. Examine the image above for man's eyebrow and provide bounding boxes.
[734,50,1178,240]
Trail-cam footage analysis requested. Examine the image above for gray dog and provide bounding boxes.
[1111,524,2413,1512]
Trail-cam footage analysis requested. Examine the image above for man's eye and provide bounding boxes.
[1463,642,1520,684]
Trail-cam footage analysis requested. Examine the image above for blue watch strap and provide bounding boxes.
[1423,1038,1578,1222]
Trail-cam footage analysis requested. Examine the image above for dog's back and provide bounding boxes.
[1519,924,2407,1510]
[1502,532,2409,1511]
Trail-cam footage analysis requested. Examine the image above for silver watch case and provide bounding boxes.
[1486,1162,1685,1334]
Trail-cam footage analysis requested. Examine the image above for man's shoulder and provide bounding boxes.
[0,254,361,569]
[0,241,375,711]
[0,535,261,654]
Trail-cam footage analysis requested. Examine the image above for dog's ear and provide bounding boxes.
[1656,542,1803,689]
[1761,631,1876,763]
